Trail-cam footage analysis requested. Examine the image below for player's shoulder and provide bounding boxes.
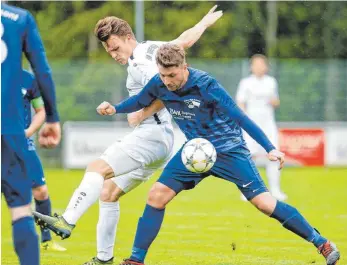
[189,68,217,90]
[1,4,31,26]
[240,75,254,83]
[132,40,166,62]
[190,68,212,81]
[264,74,278,84]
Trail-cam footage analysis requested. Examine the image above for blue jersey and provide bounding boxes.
[1,4,59,135]
[22,70,41,129]
[115,68,275,153]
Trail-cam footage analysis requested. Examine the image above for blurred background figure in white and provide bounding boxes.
[236,54,287,201]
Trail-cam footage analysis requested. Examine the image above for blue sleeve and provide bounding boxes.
[207,80,276,153]
[23,12,59,122]
[30,78,41,99]
[115,77,158,113]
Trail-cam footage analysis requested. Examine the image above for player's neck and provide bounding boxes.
[253,73,266,79]
[179,69,190,89]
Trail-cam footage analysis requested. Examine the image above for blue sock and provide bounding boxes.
[271,201,327,247]
[13,216,39,265]
[35,198,52,242]
[130,204,165,263]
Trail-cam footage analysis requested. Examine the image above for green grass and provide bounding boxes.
[2,167,346,265]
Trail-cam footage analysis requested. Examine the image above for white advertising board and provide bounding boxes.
[325,127,347,166]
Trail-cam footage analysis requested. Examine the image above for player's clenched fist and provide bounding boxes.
[96,101,116,116]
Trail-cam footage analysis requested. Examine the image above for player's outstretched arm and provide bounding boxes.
[127,99,165,127]
[214,88,285,169]
[171,5,223,49]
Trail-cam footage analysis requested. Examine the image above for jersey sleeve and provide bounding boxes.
[207,80,276,153]
[30,77,41,98]
[115,75,159,113]
[23,12,59,122]
[235,79,248,103]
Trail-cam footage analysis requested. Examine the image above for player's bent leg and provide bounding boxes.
[249,191,277,215]
[34,151,142,239]
[146,182,176,209]
[250,192,340,264]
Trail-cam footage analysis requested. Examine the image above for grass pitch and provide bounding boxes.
[1,167,346,265]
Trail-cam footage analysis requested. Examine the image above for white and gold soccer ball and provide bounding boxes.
[181,138,217,173]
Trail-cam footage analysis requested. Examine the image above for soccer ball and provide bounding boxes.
[181,138,217,173]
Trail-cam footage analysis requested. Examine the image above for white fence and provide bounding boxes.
[62,121,347,169]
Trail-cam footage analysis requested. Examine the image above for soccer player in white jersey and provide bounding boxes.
[33,6,223,265]
[236,54,287,201]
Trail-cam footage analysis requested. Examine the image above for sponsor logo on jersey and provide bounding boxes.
[184,99,201,109]
[169,108,195,120]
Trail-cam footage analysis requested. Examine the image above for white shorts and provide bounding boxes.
[100,123,174,193]
[244,121,278,156]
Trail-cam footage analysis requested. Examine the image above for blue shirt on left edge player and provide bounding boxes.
[115,67,276,153]
[1,3,59,135]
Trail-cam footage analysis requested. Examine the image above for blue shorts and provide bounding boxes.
[27,148,45,188]
[1,134,32,207]
[158,145,268,200]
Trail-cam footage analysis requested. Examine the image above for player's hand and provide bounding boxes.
[25,129,32,138]
[38,122,61,149]
[96,101,116,116]
[200,5,223,28]
[127,110,144,128]
[268,149,285,170]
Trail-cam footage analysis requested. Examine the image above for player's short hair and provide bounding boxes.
[156,43,186,68]
[94,16,135,42]
[250,54,268,65]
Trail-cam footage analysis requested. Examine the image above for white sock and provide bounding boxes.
[62,172,104,225]
[266,161,281,194]
[97,200,120,261]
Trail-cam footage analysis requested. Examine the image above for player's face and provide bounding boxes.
[251,58,268,77]
[103,35,133,65]
[158,64,187,91]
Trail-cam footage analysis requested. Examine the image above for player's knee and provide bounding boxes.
[147,183,175,209]
[32,185,49,201]
[10,204,32,222]
[99,180,123,202]
[100,188,121,202]
[87,159,114,179]
[250,192,276,215]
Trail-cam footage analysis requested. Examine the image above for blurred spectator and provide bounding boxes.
[236,54,287,201]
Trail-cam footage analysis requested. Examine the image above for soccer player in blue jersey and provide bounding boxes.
[1,4,61,265]
[96,44,340,265]
[22,69,66,252]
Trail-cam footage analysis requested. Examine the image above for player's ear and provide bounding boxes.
[126,34,132,41]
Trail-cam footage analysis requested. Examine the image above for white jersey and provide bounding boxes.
[126,41,172,125]
[236,74,279,125]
